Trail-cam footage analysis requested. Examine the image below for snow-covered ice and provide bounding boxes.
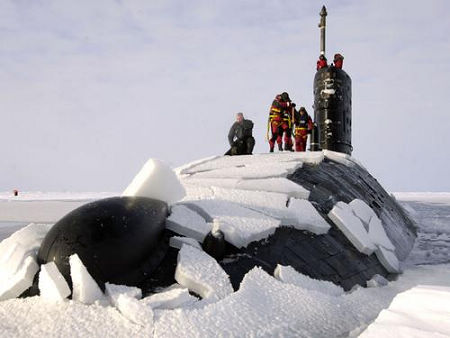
[328,202,377,255]
[0,256,39,301]
[175,244,233,300]
[122,158,185,205]
[114,293,154,328]
[375,246,401,273]
[39,262,71,302]
[70,254,105,305]
[349,199,377,227]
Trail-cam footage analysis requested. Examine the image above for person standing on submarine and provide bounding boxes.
[293,106,313,152]
[225,112,255,156]
[267,92,294,152]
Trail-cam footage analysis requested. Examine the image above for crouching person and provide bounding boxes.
[225,112,255,156]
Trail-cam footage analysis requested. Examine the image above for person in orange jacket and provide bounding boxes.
[267,92,294,152]
[293,107,313,152]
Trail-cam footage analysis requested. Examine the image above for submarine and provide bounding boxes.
[22,6,417,299]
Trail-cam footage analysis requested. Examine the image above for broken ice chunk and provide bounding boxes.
[141,287,198,310]
[69,254,104,304]
[39,261,71,302]
[328,202,376,255]
[175,244,233,300]
[166,205,211,242]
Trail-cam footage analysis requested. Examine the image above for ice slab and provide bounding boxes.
[274,265,344,296]
[122,158,185,205]
[360,285,450,337]
[323,150,355,167]
[70,254,105,304]
[188,199,280,248]
[349,199,377,226]
[237,178,310,199]
[287,198,331,234]
[141,287,197,310]
[166,205,211,242]
[175,245,233,300]
[368,216,395,251]
[105,283,142,306]
[115,294,154,327]
[375,246,401,273]
[169,236,202,250]
[188,161,302,179]
[366,274,389,288]
[180,183,214,201]
[328,202,376,255]
[39,261,71,302]
[0,256,39,301]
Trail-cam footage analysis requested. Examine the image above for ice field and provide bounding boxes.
[0,155,449,337]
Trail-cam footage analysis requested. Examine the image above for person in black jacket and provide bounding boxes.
[225,112,255,156]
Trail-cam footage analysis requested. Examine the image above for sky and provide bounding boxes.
[0,0,449,192]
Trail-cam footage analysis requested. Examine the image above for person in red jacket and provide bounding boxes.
[267,92,294,152]
[333,53,344,69]
[316,54,328,70]
[293,107,313,152]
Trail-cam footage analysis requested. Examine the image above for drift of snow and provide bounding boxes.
[366,274,389,288]
[166,205,211,242]
[175,245,233,301]
[70,254,105,305]
[39,262,71,302]
[328,202,376,255]
[122,158,185,205]
[274,264,344,296]
[360,285,450,337]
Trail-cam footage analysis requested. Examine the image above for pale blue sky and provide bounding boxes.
[0,0,449,192]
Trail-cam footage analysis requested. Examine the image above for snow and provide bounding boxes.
[274,264,344,296]
[174,245,233,301]
[323,149,355,167]
[166,205,211,242]
[328,202,377,255]
[0,191,450,336]
[69,254,105,305]
[169,236,202,250]
[122,158,185,205]
[140,287,197,310]
[187,199,280,248]
[360,285,450,337]
[38,262,71,302]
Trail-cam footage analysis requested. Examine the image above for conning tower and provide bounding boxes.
[312,6,352,155]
